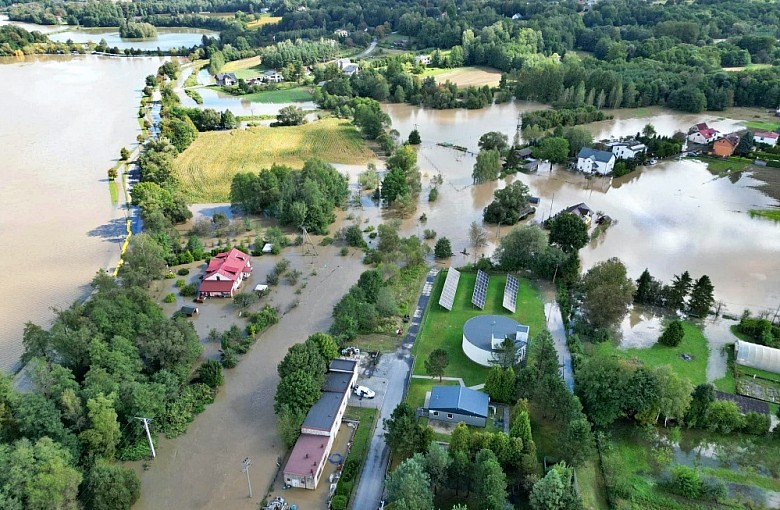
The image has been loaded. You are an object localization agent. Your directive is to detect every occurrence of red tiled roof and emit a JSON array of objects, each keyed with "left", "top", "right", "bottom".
[
  {"left": 695, "top": 122, "right": 709, "bottom": 131},
  {"left": 698, "top": 127, "right": 718, "bottom": 139},
  {"left": 199, "top": 248, "right": 251, "bottom": 294},
  {"left": 198, "top": 279, "right": 235, "bottom": 293},
  {"left": 283, "top": 434, "right": 329, "bottom": 476},
  {"left": 755, "top": 131, "right": 779, "bottom": 139}
]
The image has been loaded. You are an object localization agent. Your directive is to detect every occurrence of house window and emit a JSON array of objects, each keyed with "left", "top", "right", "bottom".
[
  {"left": 447, "top": 413, "right": 453, "bottom": 419},
  {"left": 432, "top": 411, "right": 439, "bottom": 416}
]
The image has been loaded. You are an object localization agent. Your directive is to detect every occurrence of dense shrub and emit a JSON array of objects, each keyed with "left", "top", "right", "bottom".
[
  {"left": 658, "top": 320, "right": 684, "bottom": 347},
  {"left": 742, "top": 411, "right": 770, "bottom": 436},
  {"left": 331, "top": 495, "right": 347, "bottom": 510},
  {"left": 198, "top": 360, "right": 224, "bottom": 388},
  {"left": 668, "top": 465, "right": 702, "bottom": 499}
]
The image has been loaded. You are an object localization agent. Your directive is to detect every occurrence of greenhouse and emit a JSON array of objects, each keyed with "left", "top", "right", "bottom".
[{"left": 734, "top": 340, "right": 780, "bottom": 375}]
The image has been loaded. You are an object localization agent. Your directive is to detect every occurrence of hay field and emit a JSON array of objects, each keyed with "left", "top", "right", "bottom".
[
  {"left": 174, "top": 118, "right": 374, "bottom": 202},
  {"left": 246, "top": 16, "right": 282, "bottom": 29},
  {"left": 424, "top": 66, "right": 502, "bottom": 87}
]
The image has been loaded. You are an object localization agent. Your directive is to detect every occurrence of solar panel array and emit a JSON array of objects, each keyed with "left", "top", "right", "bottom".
[
  {"left": 503, "top": 274, "right": 519, "bottom": 313},
  {"left": 471, "top": 270, "right": 489, "bottom": 309},
  {"left": 438, "top": 268, "right": 461, "bottom": 311}
]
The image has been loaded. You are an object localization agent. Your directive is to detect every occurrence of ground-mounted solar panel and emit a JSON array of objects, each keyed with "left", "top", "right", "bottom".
[
  {"left": 438, "top": 267, "right": 461, "bottom": 311},
  {"left": 471, "top": 269, "right": 489, "bottom": 309},
  {"left": 503, "top": 274, "right": 519, "bottom": 313}
]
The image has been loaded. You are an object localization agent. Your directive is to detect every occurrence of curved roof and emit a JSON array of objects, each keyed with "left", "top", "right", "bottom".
[
  {"left": 463, "top": 315, "right": 520, "bottom": 351},
  {"left": 735, "top": 340, "right": 780, "bottom": 374}
]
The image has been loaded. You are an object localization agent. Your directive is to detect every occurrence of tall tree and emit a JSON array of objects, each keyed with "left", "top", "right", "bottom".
[
  {"left": 478, "top": 131, "right": 509, "bottom": 153},
  {"left": 424, "top": 349, "right": 449, "bottom": 381},
  {"left": 468, "top": 221, "right": 488, "bottom": 260},
  {"left": 496, "top": 225, "right": 548, "bottom": 271},
  {"left": 424, "top": 442, "right": 450, "bottom": 494},
  {"left": 491, "top": 336, "right": 520, "bottom": 369},
  {"left": 449, "top": 422, "right": 471, "bottom": 456},
  {"left": 386, "top": 454, "right": 434, "bottom": 510},
  {"left": 685, "top": 383, "right": 715, "bottom": 428},
  {"left": 581, "top": 257, "right": 636, "bottom": 330},
  {"left": 82, "top": 461, "right": 140, "bottom": 510},
  {"left": 472, "top": 149, "right": 502, "bottom": 183},
  {"left": 474, "top": 449, "right": 508, "bottom": 510},
  {"left": 384, "top": 403, "right": 431, "bottom": 459},
  {"left": 688, "top": 275, "right": 714, "bottom": 317},
  {"left": 666, "top": 271, "right": 693, "bottom": 311},
  {"left": 654, "top": 366, "right": 693, "bottom": 427},
  {"left": 118, "top": 234, "right": 167, "bottom": 288},
  {"left": 558, "top": 417, "right": 595, "bottom": 467},
  {"left": 530, "top": 467, "right": 565, "bottom": 510},
  {"left": 535, "top": 137, "right": 569, "bottom": 163},
  {"left": 79, "top": 394, "right": 121, "bottom": 461},
  {"left": 575, "top": 356, "right": 630, "bottom": 428},
  {"left": 447, "top": 449, "right": 473, "bottom": 497},
  {"left": 485, "top": 366, "right": 515, "bottom": 403},
  {"left": 547, "top": 212, "right": 589, "bottom": 253},
  {"left": 277, "top": 342, "right": 326, "bottom": 379},
  {"left": 483, "top": 181, "right": 531, "bottom": 225}
]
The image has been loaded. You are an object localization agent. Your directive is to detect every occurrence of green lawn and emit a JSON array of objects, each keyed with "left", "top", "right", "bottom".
[
  {"left": 412, "top": 271, "right": 547, "bottom": 387},
  {"left": 744, "top": 120, "right": 780, "bottom": 132},
  {"left": 749, "top": 209, "right": 780, "bottom": 222},
  {"left": 592, "top": 322, "right": 710, "bottom": 386},
  {"left": 575, "top": 460, "right": 609, "bottom": 510},
  {"left": 406, "top": 378, "right": 460, "bottom": 410},
  {"left": 343, "top": 406, "right": 377, "bottom": 461},
  {"left": 240, "top": 86, "right": 314, "bottom": 103},
  {"left": 693, "top": 156, "right": 752, "bottom": 176}
]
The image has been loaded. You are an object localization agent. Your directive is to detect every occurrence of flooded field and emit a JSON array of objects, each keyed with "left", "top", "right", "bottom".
[{"left": 0, "top": 54, "right": 165, "bottom": 371}]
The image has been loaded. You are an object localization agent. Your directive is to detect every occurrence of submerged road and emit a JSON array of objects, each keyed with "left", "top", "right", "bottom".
[
  {"left": 351, "top": 269, "right": 437, "bottom": 510},
  {"left": 545, "top": 300, "right": 574, "bottom": 392}
]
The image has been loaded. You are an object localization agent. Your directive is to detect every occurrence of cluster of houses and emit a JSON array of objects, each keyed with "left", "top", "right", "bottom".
[
  {"left": 575, "top": 139, "right": 646, "bottom": 175},
  {"left": 214, "top": 69, "right": 284, "bottom": 87},
  {"left": 282, "top": 359, "right": 358, "bottom": 490},
  {"left": 687, "top": 122, "right": 778, "bottom": 157}
]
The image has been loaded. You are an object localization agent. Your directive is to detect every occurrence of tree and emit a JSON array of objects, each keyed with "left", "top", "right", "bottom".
[
  {"left": 548, "top": 212, "right": 589, "bottom": 253},
  {"left": 666, "top": 271, "right": 693, "bottom": 311},
  {"left": 381, "top": 167, "right": 409, "bottom": 204},
  {"left": 305, "top": 332, "right": 339, "bottom": 361},
  {"left": 562, "top": 127, "right": 593, "bottom": 157},
  {"left": 485, "top": 366, "right": 516, "bottom": 403},
  {"left": 530, "top": 467, "right": 565, "bottom": 510},
  {"left": 384, "top": 403, "right": 430, "bottom": 459},
  {"left": 277, "top": 404, "right": 305, "bottom": 448},
  {"left": 478, "top": 131, "right": 509, "bottom": 154},
  {"left": 472, "top": 149, "right": 502, "bottom": 183},
  {"left": 408, "top": 129, "right": 421, "bottom": 145},
  {"left": 276, "top": 105, "right": 305, "bottom": 126},
  {"left": 277, "top": 342, "right": 326, "bottom": 380},
  {"left": 434, "top": 237, "right": 453, "bottom": 258},
  {"left": 118, "top": 234, "right": 167, "bottom": 288},
  {"left": 580, "top": 258, "right": 636, "bottom": 330},
  {"left": 483, "top": 181, "right": 532, "bottom": 225},
  {"left": 496, "top": 225, "right": 548, "bottom": 271},
  {"left": 120, "top": 147, "right": 130, "bottom": 160},
  {"left": 424, "top": 442, "right": 450, "bottom": 494},
  {"left": 535, "top": 137, "right": 569, "bottom": 163},
  {"left": 558, "top": 417, "right": 594, "bottom": 467},
  {"left": 79, "top": 393, "right": 121, "bottom": 461},
  {"left": 82, "top": 461, "right": 140, "bottom": 510},
  {"left": 688, "top": 275, "right": 714, "bottom": 317},
  {"left": 474, "top": 449, "right": 508, "bottom": 510},
  {"left": 386, "top": 454, "right": 434, "bottom": 510},
  {"left": 642, "top": 123, "right": 657, "bottom": 138},
  {"left": 449, "top": 422, "right": 471, "bottom": 455},
  {"left": 686, "top": 383, "right": 715, "bottom": 428},
  {"left": 736, "top": 131, "right": 754, "bottom": 155},
  {"left": 198, "top": 360, "right": 224, "bottom": 388},
  {"left": 704, "top": 400, "right": 743, "bottom": 433},
  {"left": 575, "top": 356, "right": 630, "bottom": 428},
  {"left": 468, "top": 221, "right": 488, "bottom": 260},
  {"left": 448, "top": 450, "right": 473, "bottom": 497},
  {"left": 491, "top": 336, "right": 519, "bottom": 369},
  {"left": 634, "top": 268, "right": 662, "bottom": 305},
  {"left": 658, "top": 320, "right": 685, "bottom": 347},
  {"left": 424, "top": 349, "right": 449, "bottom": 381},
  {"left": 654, "top": 366, "right": 692, "bottom": 427},
  {"left": 274, "top": 370, "right": 322, "bottom": 414}
]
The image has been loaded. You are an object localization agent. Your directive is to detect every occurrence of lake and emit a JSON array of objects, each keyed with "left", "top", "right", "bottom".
[{"left": 0, "top": 54, "right": 166, "bottom": 371}]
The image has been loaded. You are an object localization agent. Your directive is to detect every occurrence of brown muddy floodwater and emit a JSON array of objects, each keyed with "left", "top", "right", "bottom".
[
  {"left": 0, "top": 54, "right": 165, "bottom": 371},
  {"left": 375, "top": 103, "right": 780, "bottom": 315}
]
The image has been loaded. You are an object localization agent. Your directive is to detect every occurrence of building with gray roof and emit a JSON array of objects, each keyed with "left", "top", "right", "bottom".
[
  {"left": 576, "top": 147, "right": 616, "bottom": 175},
  {"left": 462, "top": 314, "right": 529, "bottom": 367},
  {"left": 426, "top": 386, "right": 490, "bottom": 427}
]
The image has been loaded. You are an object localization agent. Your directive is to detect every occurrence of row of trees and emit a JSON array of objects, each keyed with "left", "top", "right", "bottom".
[
  {"left": 229, "top": 159, "right": 349, "bottom": 234},
  {"left": 634, "top": 269, "right": 716, "bottom": 318}
]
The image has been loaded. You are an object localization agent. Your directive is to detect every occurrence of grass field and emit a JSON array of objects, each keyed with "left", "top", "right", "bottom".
[
  {"left": 575, "top": 460, "right": 609, "bottom": 510},
  {"left": 590, "top": 322, "right": 710, "bottom": 386},
  {"left": 220, "top": 56, "right": 265, "bottom": 79},
  {"left": 723, "top": 63, "right": 773, "bottom": 72},
  {"left": 744, "top": 120, "right": 780, "bottom": 131},
  {"left": 173, "top": 118, "right": 374, "bottom": 202},
  {"left": 749, "top": 208, "right": 780, "bottom": 222},
  {"left": 246, "top": 15, "right": 282, "bottom": 29},
  {"left": 412, "top": 271, "right": 546, "bottom": 387},
  {"left": 693, "top": 156, "right": 752, "bottom": 176},
  {"left": 421, "top": 66, "right": 503, "bottom": 87},
  {"left": 208, "top": 85, "right": 314, "bottom": 103}
]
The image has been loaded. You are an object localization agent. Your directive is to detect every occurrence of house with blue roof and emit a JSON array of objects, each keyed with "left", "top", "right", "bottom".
[
  {"left": 576, "top": 147, "right": 616, "bottom": 175},
  {"left": 426, "top": 386, "right": 490, "bottom": 427}
]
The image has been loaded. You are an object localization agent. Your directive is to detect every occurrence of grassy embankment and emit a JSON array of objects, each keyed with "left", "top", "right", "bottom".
[
  {"left": 744, "top": 120, "right": 780, "bottom": 131},
  {"left": 411, "top": 271, "right": 546, "bottom": 387},
  {"left": 420, "top": 65, "right": 503, "bottom": 87},
  {"left": 173, "top": 118, "right": 374, "bottom": 202},
  {"left": 749, "top": 209, "right": 780, "bottom": 221}
]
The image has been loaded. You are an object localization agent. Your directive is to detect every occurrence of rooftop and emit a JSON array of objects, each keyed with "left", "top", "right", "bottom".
[
  {"left": 428, "top": 386, "right": 489, "bottom": 418},
  {"left": 283, "top": 433, "right": 329, "bottom": 476},
  {"left": 755, "top": 131, "right": 779, "bottom": 139},
  {"left": 578, "top": 147, "right": 614, "bottom": 163},
  {"left": 322, "top": 371, "right": 353, "bottom": 393},
  {"left": 302, "top": 392, "right": 343, "bottom": 432},
  {"left": 328, "top": 359, "right": 357, "bottom": 373},
  {"left": 463, "top": 315, "right": 522, "bottom": 351}
]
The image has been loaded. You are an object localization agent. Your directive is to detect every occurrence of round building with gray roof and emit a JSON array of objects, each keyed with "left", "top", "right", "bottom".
[{"left": 462, "top": 315, "right": 529, "bottom": 367}]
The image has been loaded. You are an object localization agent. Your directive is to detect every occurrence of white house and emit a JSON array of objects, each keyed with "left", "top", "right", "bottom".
[
  {"left": 576, "top": 147, "right": 616, "bottom": 175},
  {"left": 687, "top": 123, "right": 721, "bottom": 144},
  {"left": 414, "top": 55, "right": 431, "bottom": 65},
  {"left": 754, "top": 131, "right": 779, "bottom": 147},
  {"left": 334, "top": 29, "right": 349, "bottom": 38},
  {"left": 335, "top": 58, "right": 351, "bottom": 70},
  {"left": 342, "top": 64, "right": 359, "bottom": 76},
  {"left": 262, "top": 70, "right": 284, "bottom": 83},
  {"left": 609, "top": 140, "right": 646, "bottom": 160}
]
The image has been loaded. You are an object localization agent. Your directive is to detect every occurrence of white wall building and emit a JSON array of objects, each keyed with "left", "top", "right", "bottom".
[
  {"left": 754, "top": 131, "right": 779, "bottom": 147},
  {"left": 576, "top": 148, "right": 616, "bottom": 175},
  {"left": 609, "top": 140, "right": 647, "bottom": 160}
]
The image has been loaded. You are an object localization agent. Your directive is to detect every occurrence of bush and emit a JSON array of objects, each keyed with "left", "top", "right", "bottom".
[
  {"left": 344, "top": 224, "right": 366, "bottom": 247},
  {"left": 198, "top": 360, "right": 224, "bottom": 388},
  {"left": 267, "top": 271, "right": 280, "bottom": 286},
  {"left": 423, "top": 229, "right": 436, "bottom": 239},
  {"left": 320, "top": 236, "right": 334, "bottom": 246},
  {"left": 164, "top": 272, "right": 176, "bottom": 279},
  {"left": 175, "top": 279, "right": 186, "bottom": 288},
  {"left": 274, "top": 259, "right": 290, "bottom": 274},
  {"left": 286, "top": 269, "right": 302, "bottom": 285},
  {"left": 177, "top": 268, "right": 190, "bottom": 276},
  {"left": 331, "top": 495, "right": 347, "bottom": 510},
  {"left": 668, "top": 465, "right": 702, "bottom": 499},
  {"left": 163, "top": 293, "right": 176, "bottom": 303},
  {"left": 742, "top": 411, "right": 770, "bottom": 435},
  {"left": 428, "top": 187, "right": 438, "bottom": 202},
  {"left": 658, "top": 320, "right": 684, "bottom": 347},
  {"left": 434, "top": 237, "right": 453, "bottom": 258},
  {"left": 221, "top": 347, "right": 237, "bottom": 368},
  {"left": 340, "top": 246, "right": 349, "bottom": 256},
  {"left": 180, "top": 283, "right": 198, "bottom": 297}
]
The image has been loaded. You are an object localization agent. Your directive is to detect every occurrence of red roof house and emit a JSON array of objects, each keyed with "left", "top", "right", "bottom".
[
  {"left": 688, "top": 123, "right": 721, "bottom": 144},
  {"left": 198, "top": 248, "right": 252, "bottom": 298},
  {"left": 754, "top": 131, "right": 779, "bottom": 147}
]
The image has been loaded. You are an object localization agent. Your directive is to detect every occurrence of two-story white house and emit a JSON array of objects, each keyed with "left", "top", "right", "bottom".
[
  {"left": 576, "top": 147, "right": 616, "bottom": 175},
  {"left": 609, "top": 140, "right": 647, "bottom": 160},
  {"left": 414, "top": 55, "right": 431, "bottom": 66},
  {"left": 687, "top": 123, "right": 721, "bottom": 144}
]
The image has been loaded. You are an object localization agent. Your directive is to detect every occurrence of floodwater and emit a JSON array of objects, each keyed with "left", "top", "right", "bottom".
[
  {"left": 0, "top": 16, "right": 216, "bottom": 51},
  {"left": 377, "top": 103, "right": 780, "bottom": 316},
  {"left": 0, "top": 54, "right": 165, "bottom": 371}
]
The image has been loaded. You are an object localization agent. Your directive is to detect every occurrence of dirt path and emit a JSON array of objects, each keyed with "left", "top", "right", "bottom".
[{"left": 131, "top": 247, "right": 366, "bottom": 510}]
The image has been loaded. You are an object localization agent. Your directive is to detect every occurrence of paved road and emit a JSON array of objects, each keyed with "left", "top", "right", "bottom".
[
  {"left": 356, "top": 38, "right": 378, "bottom": 59},
  {"left": 545, "top": 301, "right": 574, "bottom": 392},
  {"left": 351, "top": 269, "right": 438, "bottom": 510}
]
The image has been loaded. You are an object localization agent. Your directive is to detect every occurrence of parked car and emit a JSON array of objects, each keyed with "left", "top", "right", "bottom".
[{"left": 353, "top": 385, "right": 375, "bottom": 399}]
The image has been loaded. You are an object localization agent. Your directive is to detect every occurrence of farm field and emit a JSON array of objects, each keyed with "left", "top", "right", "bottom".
[
  {"left": 246, "top": 15, "right": 282, "bottom": 29},
  {"left": 421, "top": 66, "right": 502, "bottom": 87},
  {"left": 411, "top": 271, "right": 546, "bottom": 387},
  {"left": 220, "top": 56, "right": 266, "bottom": 79},
  {"left": 173, "top": 118, "right": 374, "bottom": 202}
]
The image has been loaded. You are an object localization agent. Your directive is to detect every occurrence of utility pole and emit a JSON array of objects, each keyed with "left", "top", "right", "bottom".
[
  {"left": 135, "top": 417, "right": 156, "bottom": 458},
  {"left": 772, "top": 302, "right": 780, "bottom": 325},
  {"left": 242, "top": 458, "right": 253, "bottom": 498}
]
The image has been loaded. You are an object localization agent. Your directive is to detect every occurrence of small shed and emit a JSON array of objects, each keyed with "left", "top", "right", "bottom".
[
  {"left": 262, "top": 243, "right": 273, "bottom": 253},
  {"left": 180, "top": 306, "right": 198, "bottom": 317},
  {"left": 254, "top": 284, "right": 269, "bottom": 293}
]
